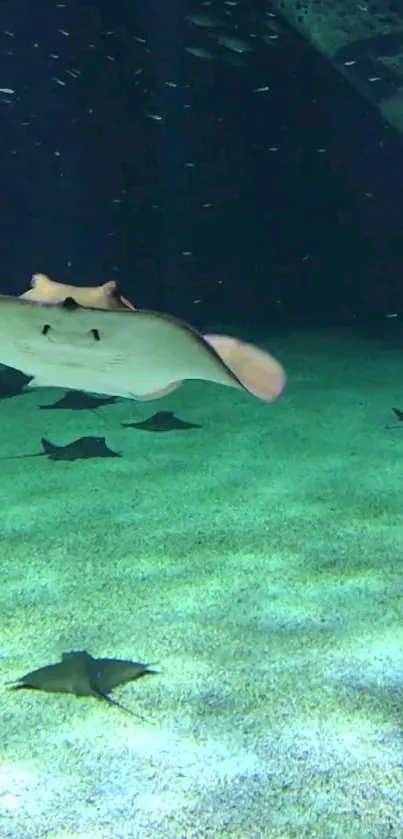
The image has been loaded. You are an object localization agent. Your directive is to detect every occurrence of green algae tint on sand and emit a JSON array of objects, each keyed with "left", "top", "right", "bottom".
[{"left": 3, "top": 327, "right": 403, "bottom": 838}]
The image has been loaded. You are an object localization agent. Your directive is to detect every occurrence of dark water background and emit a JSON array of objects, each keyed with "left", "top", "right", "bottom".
[{"left": 1, "top": 0, "right": 403, "bottom": 330}]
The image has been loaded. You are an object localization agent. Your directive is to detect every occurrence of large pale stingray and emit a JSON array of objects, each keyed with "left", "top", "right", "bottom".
[{"left": 0, "top": 273, "right": 285, "bottom": 402}]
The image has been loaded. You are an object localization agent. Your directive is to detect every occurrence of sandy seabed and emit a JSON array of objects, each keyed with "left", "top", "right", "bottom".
[{"left": 1, "top": 329, "right": 403, "bottom": 839}]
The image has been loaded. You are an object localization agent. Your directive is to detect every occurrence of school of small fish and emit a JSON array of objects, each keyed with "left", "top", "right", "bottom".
[
  {"left": 0, "top": 0, "right": 393, "bottom": 293},
  {"left": 0, "top": 0, "right": 302, "bottom": 288}
]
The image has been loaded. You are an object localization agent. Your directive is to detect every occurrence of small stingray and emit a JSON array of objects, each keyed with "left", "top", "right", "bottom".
[
  {"left": 8, "top": 650, "right": 157, "bottom": 720},
  {"left": 39, "top": 390, "right": 118, "bottom": 411},
  {"left": 3, "top": 436, "right": 120, "bottom": 461},
  {"left": 122, "top": 411, "right": 201, "bottom": 432}
]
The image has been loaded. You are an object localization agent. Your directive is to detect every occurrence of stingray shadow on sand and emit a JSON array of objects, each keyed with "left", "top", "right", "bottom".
[
  {"left": 121, "top": 411, "right": 201, "bottom": 433},
  {"left": 2, "top": 436, "right": 121, "bottom": 462},
  {"left": 8, "top": 650, "right": 157, "bottom": 719},
  {"left": 39, "top": 391, "right": 119, "bottom": 411}
]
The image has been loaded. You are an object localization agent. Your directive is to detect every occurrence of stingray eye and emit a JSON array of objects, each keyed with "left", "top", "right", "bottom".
[
  {"left": 41, "top": 324, "right": 51, "bottom": 335},
  {"left": 91, "top": 328, "right": 100, "bottom": 341}
]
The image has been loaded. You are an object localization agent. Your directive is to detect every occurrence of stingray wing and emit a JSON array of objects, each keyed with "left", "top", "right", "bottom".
[
  {"left": 11, "top": 661, "right": 75, "bottom": 693},
  {"left": 91, "top": 658, "right": 154, "bottom": 693}
]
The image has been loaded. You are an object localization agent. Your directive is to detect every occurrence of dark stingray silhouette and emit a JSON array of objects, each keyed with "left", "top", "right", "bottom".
[
  {"left": 0, "top": 367, "right": 31, "bottom": 400},
  {"left": 3, "top": 436, "right": 121, "bottom": 461},
  {"left": 122, "top": 411, "right": 201, "bottom": 433},
  {"left": 39, "top": 391, "right": 119, "bottom": 411},
  {"left": 8, "top": 650, "right": 157, "bottom": 719},
  {"left": 392, "top": 407, "right": 403, "bottom": 422}
]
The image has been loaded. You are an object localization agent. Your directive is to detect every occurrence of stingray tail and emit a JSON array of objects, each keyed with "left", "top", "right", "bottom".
[
  {"left": 0, "top": 453, "right": 44, "bottom": 460},
  {"left": 101, "top": 691, "right": 153, "bottom": 723}
]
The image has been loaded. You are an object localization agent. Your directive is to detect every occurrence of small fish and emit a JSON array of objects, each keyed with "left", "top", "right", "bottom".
[
  {"left": 185, "top": 47, "right": 215, "bottom": 60},
  {"left": 146, "top": 112, "right": 163, "bottom": 121},
  {"left": 261, "top": 35, "right": 279, "bottom": 47},
  {"left": 213, "top": 35, "right": 252, "bottom": 54},
  {"left": 185, "top": 13, "right": 223, "bottom": 27},
  {"left": 262, "top": 16, "right": 283, "bottom": 34}
]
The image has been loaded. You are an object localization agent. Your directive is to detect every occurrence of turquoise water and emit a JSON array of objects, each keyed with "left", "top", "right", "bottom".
[{"left": 2, "top": 329, "right": 403, "bottom": 838}]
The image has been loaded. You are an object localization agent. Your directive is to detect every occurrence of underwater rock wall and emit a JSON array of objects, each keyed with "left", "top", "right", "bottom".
[{"left": 272, "top": 0, "right": 403, "bottom": 131}]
